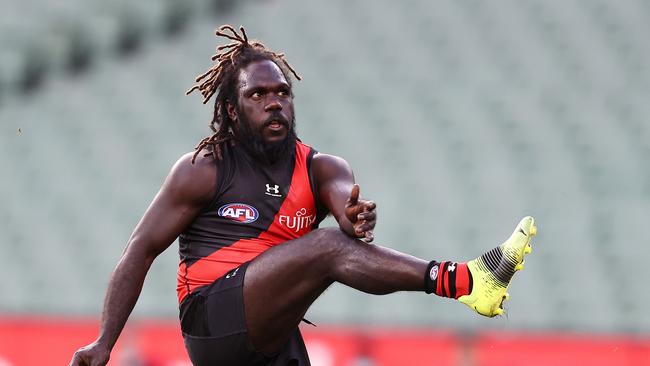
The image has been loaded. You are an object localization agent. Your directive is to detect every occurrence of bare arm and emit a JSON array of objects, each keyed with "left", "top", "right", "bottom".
[
  {"left": 312, "top": 153, "right": 377, "bottom": 242},
  {"left": 69, "top": 153, "right": 217, "bottom": 366}
]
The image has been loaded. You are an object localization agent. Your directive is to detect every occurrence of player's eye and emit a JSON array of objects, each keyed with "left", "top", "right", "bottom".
[
  {"left": 251, "top": 91, "right": 263, "bottom": 99},
  {"left": 277, "top": 90, "right": 289, "bottom": 97}
]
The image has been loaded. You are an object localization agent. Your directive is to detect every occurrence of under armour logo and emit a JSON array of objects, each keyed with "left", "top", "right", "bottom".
[
  {"left": 265, "top": 184, "right": 282, "bottom": 197},
  {"left": 266, "top": 184, "right": 279, "bottom": 193},
  {"left": 448, "top": 263, "right": 456, "bottom": 272}
]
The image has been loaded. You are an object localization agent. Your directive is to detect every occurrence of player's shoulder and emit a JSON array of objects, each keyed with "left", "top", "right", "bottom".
[
  {"left": 295, "top": 140, "right": 347, "bottom": 167},
  {"left": 311, "top": 151, "right": 352, "bottom": 180},
  {"left": 312, "top": 152, "right": 350, "bottom": 169},
  {"left": 172, "top": 151, "right": 217, "bottom": 176},
  {"left": 165, "top": 151, "right": 218, "bottom": 202}
]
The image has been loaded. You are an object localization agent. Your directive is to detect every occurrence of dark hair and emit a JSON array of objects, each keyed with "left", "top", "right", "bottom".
[{"left": 186, "top": 25, "right": 301, "bottom": 163}]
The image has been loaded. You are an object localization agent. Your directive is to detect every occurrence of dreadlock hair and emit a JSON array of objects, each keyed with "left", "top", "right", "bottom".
[{"left": 186, "top": 25, "right": 301, "bottom": 164}]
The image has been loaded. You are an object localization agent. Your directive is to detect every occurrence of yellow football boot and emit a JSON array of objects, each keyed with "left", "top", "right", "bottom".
[{"left": 458, "top": 216, "right": 536, "bottom": 317}]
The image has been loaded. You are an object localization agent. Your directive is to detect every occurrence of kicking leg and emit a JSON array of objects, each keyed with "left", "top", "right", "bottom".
[
  {"left": 243, "top": 227, "right": 428, "bottom": 354},
  {"left": 244, "top": 216, "right": 537, "bottom": 354}
]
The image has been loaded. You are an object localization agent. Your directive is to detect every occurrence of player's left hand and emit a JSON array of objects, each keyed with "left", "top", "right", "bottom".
[{"left": 344, "top": 184, "right": 377, "bottom": 242}]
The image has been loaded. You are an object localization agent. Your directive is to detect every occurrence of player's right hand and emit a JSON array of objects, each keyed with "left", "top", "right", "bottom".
[
  {"left": 69, "top": 342, "right": 110, "bottom": 366},
  {"left": 344, "top": 184, "right": 377, "bottom": 242}
]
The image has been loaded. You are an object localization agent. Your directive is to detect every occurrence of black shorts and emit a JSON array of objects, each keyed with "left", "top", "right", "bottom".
[{"left": 179, "top": 262, "right": 310, "bottom": 366}]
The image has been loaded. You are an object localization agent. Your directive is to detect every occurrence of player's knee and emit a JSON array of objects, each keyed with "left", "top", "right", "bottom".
[
  {"left": 309, "top": 227, "right": 355, "bottom": 257},
  {"left": 311, "top": 227, "right": 349, "bottom": 243}
]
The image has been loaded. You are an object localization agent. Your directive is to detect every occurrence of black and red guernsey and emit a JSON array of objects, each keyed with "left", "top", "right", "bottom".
[{"left": 177, "top": 140, "right": 327, "bottom": 303}]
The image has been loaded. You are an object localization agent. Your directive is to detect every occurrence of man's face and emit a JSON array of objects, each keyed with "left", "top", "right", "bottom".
[{"left": 231, "top": 59, "right": 295, "bottom": 145}]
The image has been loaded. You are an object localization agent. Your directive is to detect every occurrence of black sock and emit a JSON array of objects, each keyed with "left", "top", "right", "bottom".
[{"left": 424, "top": 260, "right": 473, "bottom": 299}]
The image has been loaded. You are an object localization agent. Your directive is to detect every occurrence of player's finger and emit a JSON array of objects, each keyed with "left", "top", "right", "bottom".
[
  {"left": 357, "top": 221, "right": 375, "bottom": 233},
  {"left": 348, "top": 184, "right": 360, "bottom": 205},
  {"left": 364, "top": 231, "right": 374, "bottom": 243},
  {"left": 363, "top": 201, "right": 376, "bottom": 211},
  {"left": 358, "top": 211, "right": 376, "bottom": 221},
  {"left": 354, "top": 222, "right": 365, "bottom": 235}
]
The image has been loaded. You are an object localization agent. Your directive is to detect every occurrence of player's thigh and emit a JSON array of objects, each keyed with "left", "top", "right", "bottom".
[{"left": 243, "top": 227, "right": 350, "bottom": 350}]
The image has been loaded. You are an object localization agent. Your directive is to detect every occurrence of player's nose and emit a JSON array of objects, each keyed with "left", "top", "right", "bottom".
[{"left": 264, "top": 98, "right": 282, "bottom": 112}]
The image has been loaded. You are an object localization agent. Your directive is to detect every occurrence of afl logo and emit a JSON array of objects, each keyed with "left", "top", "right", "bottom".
[{"left": 218, "top": 203, "right": 259, "bottom": 223}]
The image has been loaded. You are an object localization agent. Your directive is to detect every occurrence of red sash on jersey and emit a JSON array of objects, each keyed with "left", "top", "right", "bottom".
[{"left": 176, "top": 142, "right": 316, "bottom": 303}]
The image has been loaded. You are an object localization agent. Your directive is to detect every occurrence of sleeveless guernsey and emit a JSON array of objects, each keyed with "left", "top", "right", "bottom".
[{"left": 177, "top": 140, "right": 327, "bottom": 303}]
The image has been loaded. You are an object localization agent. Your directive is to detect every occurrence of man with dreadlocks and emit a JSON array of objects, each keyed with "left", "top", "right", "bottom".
[{"left": 70, "top": 25, "right": 537, "bottom": 366}]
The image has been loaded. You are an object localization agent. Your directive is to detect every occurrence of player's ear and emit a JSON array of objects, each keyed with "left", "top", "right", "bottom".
[{"left": 226, "top": 100, "right": 237, "bottom": 122}]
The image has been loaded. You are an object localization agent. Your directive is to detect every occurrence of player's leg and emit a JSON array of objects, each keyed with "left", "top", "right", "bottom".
[
  {"left": 244, "top": 217, "right": 536, "bottom": 354},
  {"left": 243, "top": 227, "right": 428, "bottom": 354}
]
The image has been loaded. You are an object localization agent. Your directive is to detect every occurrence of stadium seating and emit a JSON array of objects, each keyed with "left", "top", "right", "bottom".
[{"left": 0, "top": 0, "right": 649, "bottom": 335}]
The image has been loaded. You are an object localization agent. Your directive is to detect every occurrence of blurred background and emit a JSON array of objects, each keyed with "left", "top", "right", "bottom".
[{"left": 1, "top": 0, "right": 649, "bottom": 364}]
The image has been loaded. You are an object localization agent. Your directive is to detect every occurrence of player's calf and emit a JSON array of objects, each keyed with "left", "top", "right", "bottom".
[{"left": 304, "top": 227, "right": 428, "bottom": 295}]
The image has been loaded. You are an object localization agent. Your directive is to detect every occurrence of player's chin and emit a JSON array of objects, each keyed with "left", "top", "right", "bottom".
[{"left": 263, "top": 128, "right": 288, "bottom": 141}]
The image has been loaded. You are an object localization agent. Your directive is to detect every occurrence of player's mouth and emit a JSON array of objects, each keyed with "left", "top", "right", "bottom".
[
  {"left": 264, "top": 118, "right": 289, "bottom": 132},
  {"left": 267, "top": 120, "right": 284, "bottom": 130}
]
